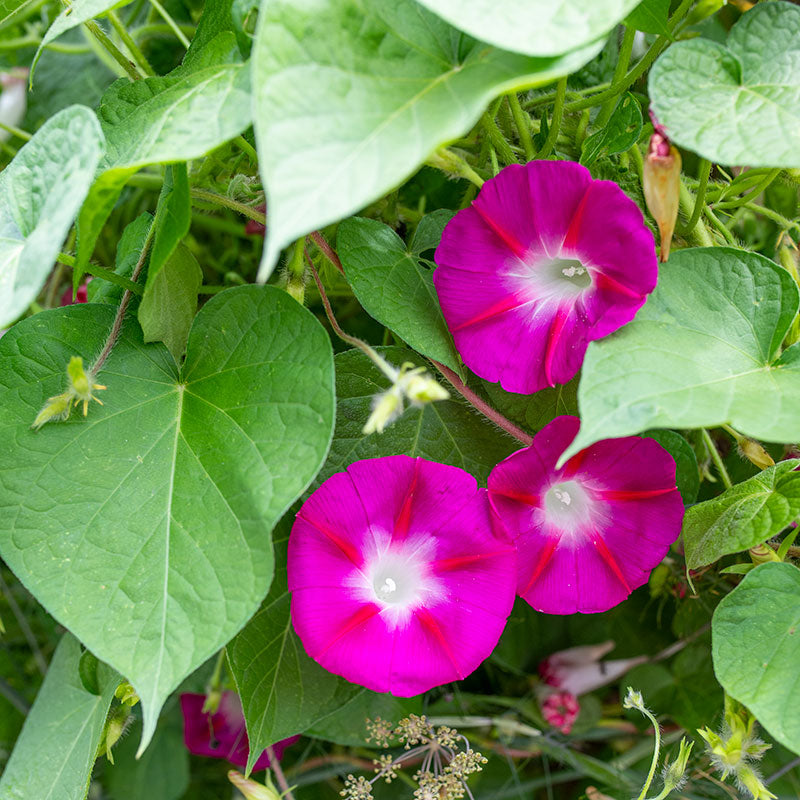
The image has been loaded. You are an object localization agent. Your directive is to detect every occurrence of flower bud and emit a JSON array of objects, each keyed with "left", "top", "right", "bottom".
[
  {"left": 202, "top": 686, "right": 222, "bottom": 715},
  {"left": 114, "top": 681, "right": 140, "bottom": 706},
  {"left": 738, "top": 765, "right": 777, "bottom": 800},
  {"left": 749, "top": 543, "right": 780, "bottom": 566},
  {"left": 662, "top": 737, "right": 693, "bottom": 792},
  {"left": 363, "top": 386, "right": 403, "bottom": 435},
  {"left": 402, "top": 370, "right": 450, "bottom": 404},
  {"left": 100, "top": 705, "right": 133, "bottom": 763},
  {"left": 738, "top": 439, "right": 774, "bottom": 471},
  {"left": 32, "top": 393, "right": 72, "bottom": 430},
  {"left": 643, "top": 130, "right": 681, "bottom": 262},
  {"left": 622, "top": 687, "right": 645, "bottom": 711},
  {"left": 228, "top": 770, "right": 282, "bottom": 800},
  {"left": 540, "top": 690, "right": 580, "bottom": 734}
]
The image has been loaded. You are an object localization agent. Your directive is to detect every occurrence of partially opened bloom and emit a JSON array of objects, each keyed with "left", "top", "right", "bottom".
[
  {"left": 434, "top": 161, "right": 657, "bottom": 393},
  {"left": 180, "top": 692, "right": 297, "bottom": 770},
  {"left": 488, "top": 416, "right": 683, "bottom": 614},
  {"left": 288, "top": 455, "right": 516, "bottom": 696},
  {"left": 540, "top": 641, "right": 649, "bottom": 695}
]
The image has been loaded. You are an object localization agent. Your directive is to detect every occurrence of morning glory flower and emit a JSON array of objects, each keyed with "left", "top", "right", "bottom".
[
  {"left": 433, "top": 161, "right": 657, "bottom": 394},
  {"left": 180, "top": 691, "right": 297, "bottom": 770},
  {"left": 488, "top": 416, "right": 683, "bottom": 614},
  {"left": 288, "top": 455, "right": 516, "bottom": 696}
]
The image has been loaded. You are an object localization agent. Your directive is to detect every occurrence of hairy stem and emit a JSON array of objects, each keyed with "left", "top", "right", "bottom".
[
  {"left": 107, "top": 9, "right": 155, "bottom": 75},
  {"left": 309, "top": 230, "right": 345, "bottom": 274},
  {"left": 431, "top": 361, "right": 533, "bottom": 446},
  {"left": 57, "top": 252, "right": 143, "bottom": 295},
  {"left": 594, "top": 26, "right": 636, "bottom": 128},
  {"left": 91, "top": 224, "right": 154, "bottom": 375},
  {"left": 701, "top": 428, "right": 733, "bottom": 491},
  {"left": 679, "top": 159, "right": 712, "bottom": 237},
  {"left": 507, "top": 92, "right": 534, "bottom": 161},
  {"left": 191, "top": 189, "right": 266, "bottom": 223},
  {"left": 536, "top": 77, "right": 566, "bottom": 159},
  {"left": 85, "top": 19, "right": 142, "bottom": 81}
]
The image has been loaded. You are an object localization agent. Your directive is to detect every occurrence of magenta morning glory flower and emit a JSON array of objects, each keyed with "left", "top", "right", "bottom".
[
  {"left": 433, "top": 161, "right": 657, "bottom": 394},
  {"left": 288, "top": 455, "right": 517, "bottom": 696},
  {"left": 180, "top": 692, "right": 297, "bottom": 770},
  {"left": 488, "top": 416, "right": 683, "bottom": 614}
]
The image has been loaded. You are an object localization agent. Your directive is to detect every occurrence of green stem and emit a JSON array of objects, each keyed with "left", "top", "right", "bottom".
[
  {"left": 523, "top": 82, "right": 609, "bottom": 110},
  {"left": 595, "top": 26, "right": 636, "bottom": 128},
  {"left": 678, "top": 181, "right": 714, "bottom": 246},
  {"left": 481, "top": 111, "right": 516, "bottom": 166},
  {"left": 234, "top": 135, "right": 257, "bottom": 163},
  {"left": 107, "top": 9, "right": 155, "bottom": 76},
  {"left": 190, "top": 188, "right": 266, "bottom": 223},
  {"left": 131, "top": 22, "right": 195, "bottom": 41},
  {"left": 536, "top": 77, "right": 566, "bottom": 159},
  {"left": 777, "top": 527, "right": 800, "bottom": 562},
  {"left": 566, "top": 0, "right": 694, "bottom": 114},
  {"left": 507, "top": 92, "right": 534, "bottom": 161},
  {"left": 743, "top": 202, "right": 800, "bottom": 234},
  {"left": 704, "top": 205, "right": 736, "bottom": 245},
  {"left": 716, "top": 169, "right": 781, "bottom": 210},
  {"left": 679, "top": 159, "right": 711, "bottom": 237},
  {"left": 147, "top": 0, "right": 191, "bottom": 47},
  {"left": 57, "top": 253, "right": 144, "bottom": 295},
  {"left": 701, "top": 428, "right": 733, "bottom": 490},
  {"left": 0, "top": 119, "right": 31, "bottom": 141},
  {"left": 85, "top": 19, "right": 141, "bottom": 80}
]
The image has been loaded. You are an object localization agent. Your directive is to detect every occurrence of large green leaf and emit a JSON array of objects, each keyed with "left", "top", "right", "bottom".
[
  {"left": 649, "top": 1, "right": 800, "bottom": 167},
  {"left": 0, "top": 634, "right": 118, "bottom": 800},
  {"left": 323, "top": 347, "right": 517, "bottom": 485},
  {"left": 683, "top": 459, "right": 800, "bottom": 569},
  {"left": 713, "top": 562, "right": 800, "bottom": 755},
  {"left": 76, "top": 36, "right": 251, "bottom": 276},
  {"left": 337, "top": 217, "right": 461, "bottom": 374},
  {"left": 562, "top": 248, "right": 800, "bottom": 464},
  {"left": 252, "top": 0, "right": 603, "bottom": 280},
  {"left": 0, "top": 105, "right": 104, "bottom": 328},
  {"left": 414, "top": 0, "right": 641, "bottom": 57},
  {"left": 228, "top": 523, "right": 397, "bottom": 773},
  {"left": 0, "top": 287, "right": 335, "bottom": 752}
]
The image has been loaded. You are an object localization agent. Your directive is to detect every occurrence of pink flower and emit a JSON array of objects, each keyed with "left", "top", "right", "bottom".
[
  {"left": 539, "top": 641, "right": 647, "bottom": 696},
  {"left": 541, "top": 691, "right": 580, "bottom": 734},
  {"left": 488, "top": 416, "right": 683, "bottom": 614},
  {"left": 180, "top": 692, "right": 297, "bottom": 770},
  {"left": 288, "top": 455, "right": 517, "bottom": 696},
  {"left": 433, "top": 161, "right": 656, "bottom": 394},
  {"left": 60, "top": 281, "right": 89, "bottom": 306}
]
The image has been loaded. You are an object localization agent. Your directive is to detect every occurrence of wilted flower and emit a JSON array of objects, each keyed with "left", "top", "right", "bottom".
[
  {"left": 541, "top": 691, "right": 580, "bottom": 734},
  {"left": 180, "top": 691, "right": 297, "bottom": 770},
  {"left": 643, "top": 115, "right": 681, "bottom": 262},
  {"left": 288, "top": 456, "right": 516, "bottom": 695},
  {"left": 434, "top": 160, "right": 656, "bottom": 393},
  {"left": 539, "top": 640, "right": 648, "bottom": 696},
  {"left": 488, "top": 416, "right": 683, "bottom": 614}
]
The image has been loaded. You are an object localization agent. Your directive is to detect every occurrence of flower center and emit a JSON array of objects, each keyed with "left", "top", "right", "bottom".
[
  {"left": 548, "top": 258, "right": 592, "bottom": 290},
  {"left": 544, "top": 480, "right": 593, "bottom": 532},
  {"left": 370, "top": 550, "right": 425, "bottom": 607}
]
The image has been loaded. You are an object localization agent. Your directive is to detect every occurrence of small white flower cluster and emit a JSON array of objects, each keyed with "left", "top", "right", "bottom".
[{"left": 341, "top": 715, "right": 486, "bottom": 800}]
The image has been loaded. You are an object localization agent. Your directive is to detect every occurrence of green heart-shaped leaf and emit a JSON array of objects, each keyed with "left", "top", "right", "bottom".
[
  {"left": 253, "top": 0, "right": 604, "bottom": 280},
  {"left": 649, "top": 1, "right": 800, "bottom": 166},
  {"left": 337, "top": 217, "right": 461, "bottom": 374},
  {"left": 0, "top": 105, "right": 104, "bottom": 328},
  {"left": 415, "top": 0, "right": 642, "bottom": 57},
  {"left": 684, "top": 459, "right": 800, "bottom": 569},
  {"left": 713, "top": 562, "right": 800, "bottom": 755},
  {"left": 562, "top": 248, "right": 800, "bottom": 464},
  {"left": 0, "top": 286, "right": 335, "bottom": 751}
]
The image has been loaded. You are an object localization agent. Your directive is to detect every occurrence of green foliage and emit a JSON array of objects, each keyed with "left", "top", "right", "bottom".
[
  {"left": 683, "top": 459, "right": 800, "bottom": 569},
  {"left": 625, "top": 0, "right": 670, "bottom": 36},
  {"left": 147, "top": 164, "right": 191, "bottom": 286},
  {"left": 0, "top": 106, "right": 104, "bottom": 328},
  {"left": 580, "top": 93, "right": 642, "bottom": 166},
  {"left": 713, "top": 563, "right": 800, "bottom": 755},
  {"left": 414, "top": 0, "right": 642, "bottom": 57},
  {"left": 563, "top": 248, "right": 800, "bottom": 463},
  {"left": 0, "top": 287, "right": 335, "bottom": 750},
  {"left": 138, "top": 243, "right": 202, "bottom": 360},
  {"left": 643, "top": 429, "right": 700, "bottom": 505},
  {"left": 649, "top": 1, "right": 800, "bottom": 166},
  {"left": 252, "top": 0, "right": 604, "bottom": 280},
  {"left": 337, "top": 216, "right": 461, "bottom": 373},
  {"left": 0, "top": 634, "right": 118, "bottom": 800}
]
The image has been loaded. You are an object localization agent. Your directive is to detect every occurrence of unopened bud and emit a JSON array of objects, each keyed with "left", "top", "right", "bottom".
[
  {"left": 738, "top": 765, "right": 777, "bottom": 800},
  {"left": 100, "top": 705, "right": 132, "bottom": 763},
  {"left": 363, "top": 386, "right": 402, "bottom": 435},
  {"left": 228, "top": 770, "right": 282, "bottom": 800},
  {"left": 663, "top": 737, "right": 693, "bottom": 792},
  {"left": 739, "top": 439, "right": 774, "bottom": 471},
  {"left": 32, "top": 392, "right": 72, "bottom": 430},
  {"left": 622, "top": 687, "right": 645, "bottom": 711},
  {"left": 114, "top": 681, "right": 139, "bottom": 707},
  {"left": 286, "top": 275, "right": 305, "bottom": 305},
  {"left": 643, "top": 131, "right": 681, "bottom": 262},
  {"left": 749, "top": 543, "right": 780, "bottom": 566}
]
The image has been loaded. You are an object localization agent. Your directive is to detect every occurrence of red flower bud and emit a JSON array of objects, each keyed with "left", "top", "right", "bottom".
[{"left": 643, "top": 132, "right": 681, "bottom": 262}]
